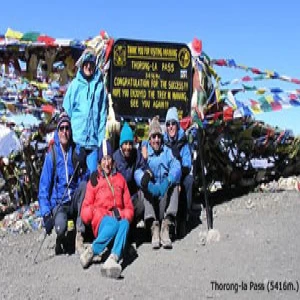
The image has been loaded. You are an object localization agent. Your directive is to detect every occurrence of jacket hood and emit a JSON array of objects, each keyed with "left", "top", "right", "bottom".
[{"left": 76, "top": 67, "right": 102, "bottom": 83}]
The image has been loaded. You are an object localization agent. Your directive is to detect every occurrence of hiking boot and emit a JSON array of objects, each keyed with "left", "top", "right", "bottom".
[
  {"left": 151, "top": 220, "right": 160, "bottom": 249},
  {"left": 101, "top": 254, "right": 122, "bottom": 279},
  {"left": 75, "top": 231, "right": 85, "bottom": 255},
  {"left": 80, "top": 244, "right": 94, "bottom": 269},
  {"left": 92, "top": 247, "right": 108, "bottom": 263},
  {"left": 161, "top": 219, "right": 172, "bottom": 249},
  {"left": 55, "top": 236, "right": 65, "bottom": 255},
  {"left": 136, "top": 219, "right": 145, "bottom": 228}
]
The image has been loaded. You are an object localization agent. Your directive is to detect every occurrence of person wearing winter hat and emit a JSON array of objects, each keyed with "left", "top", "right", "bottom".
[
  {"left": 38, "top": 111, "right": 87, "bottom": 256},
  {"left": 63, "top": 47, "right": 107, "bottom": 177},
  {"left": 56, "top": 111, "right": 71, "bottom": 130},
  {"left": 113, "top": 123, "right": 150, "bottom": 235},
  {"left": 140, "top": 116, "right": 181, "bottom": 250},
  {"left": 148, "top": 116, "right": 163, "bottom": 140},
  {"left": 80, "top": 139, "right": 134, "bottom": 279},
  {"left": 164, "top": 107, "right": 194, "bottom": 237}
]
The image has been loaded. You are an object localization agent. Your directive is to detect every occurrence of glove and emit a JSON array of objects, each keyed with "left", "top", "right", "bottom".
[
  {"left": 158, "top": 178, "right": 170, "bottom": 197},
  {"left": 141, "top": 170, "right": 152, "bottom": 189},
  {"left": 148, "top": 182, "right": 160, "bottom": 197},
  {"left": 43, "top": 214, "right": 53, "bottom": 235},
  {"left": 111, "top": 207, "right": 121, "bottom": 220},
  {"left": 90, "top": 171, "right": 98, "bottom": 187},
  {"left": 72, "top": 145, "right": 86, "bottom": 169}
]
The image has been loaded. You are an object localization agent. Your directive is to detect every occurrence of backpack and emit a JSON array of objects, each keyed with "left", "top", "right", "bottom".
[{"left": 48, "top": 146, "right": 57, "bottom": 199}]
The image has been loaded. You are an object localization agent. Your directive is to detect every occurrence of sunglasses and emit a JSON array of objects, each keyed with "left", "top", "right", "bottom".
[
  {"left": 59, "top": 125, "right": 70, "bottom": 132},
  {"left": 166, "top": 120, "right": 177, "bottom": 127},
  {"left": 151, "top": 133, "right": 161, "bottom": 139},
  {"left": 83, "top": 61, "right": 96, "bottom": 69}
]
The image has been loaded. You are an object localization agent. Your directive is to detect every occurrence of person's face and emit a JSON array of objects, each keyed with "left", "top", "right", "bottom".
[
  {"left": 149, "top": 133, "right": 162, "bottom": 151},
  {"left": 166, "top": 120, "right": 178, "bottom": 138},
  {"left": 58, "top": 122, "right": 71, "bottom": 148},
  {"left": 121, "top": 141, "right": 133, "bottom": 158},
  {"left": 82, "top": 61, "right": 95, "bottom": 77},
  {"left": 100, "top": 155, "right": 113, "bottom": 175}
]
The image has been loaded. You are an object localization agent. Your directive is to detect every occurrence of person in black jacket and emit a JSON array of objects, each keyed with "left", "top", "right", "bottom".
[{"left": 113, "top": 122, "right": 150, "bottom": 225}]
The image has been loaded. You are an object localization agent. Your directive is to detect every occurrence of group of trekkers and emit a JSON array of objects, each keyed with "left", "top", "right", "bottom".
[{"left": 38, "top": 48, "right": 195, "bottom": 279}]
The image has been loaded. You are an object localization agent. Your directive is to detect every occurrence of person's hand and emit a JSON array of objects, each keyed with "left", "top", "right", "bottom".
[
  {"left": 43, "top": 214, "right": 53, "bottom": 235},
  {"left": 141, "top": 145, "right": 148, "bottom": 160},
  {"left": 141, "top": 170, "right": 152, "bottom": 189},
  {"left": 148, "top": 182, "right": 160, "bottom": 197},
  {"left": 111, "top": 207, "right": 121, "bottom": 220},
  {"left": 90, "top": 171, "right": 98, "bottom": 187},
  {"left": 72, "top": 145, "right": 86, "bottom": 169},
  {"left": 158, "top": 178, "right": 170, "bottom": 197}
]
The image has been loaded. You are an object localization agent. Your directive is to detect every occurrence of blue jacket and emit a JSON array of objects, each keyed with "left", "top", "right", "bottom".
[
  {"left": 163, "top": 127, "right": 192, "bottom": 172},
  {"left": 142, "top": 141, "right": 181, "bottom": 185},
  {"left": 113, "top": 147, "right": 148, "bottom": 197},
  {"left": 63, "top": 69, "right": 107, "bottom": 148},
  {"left": 38, "top": 131, "right": 78, "bottom": 217}
]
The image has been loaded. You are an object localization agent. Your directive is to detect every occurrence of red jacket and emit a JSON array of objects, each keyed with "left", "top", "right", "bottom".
[{"left": 81, "top": 171, "right": 134, "bottom": 237}]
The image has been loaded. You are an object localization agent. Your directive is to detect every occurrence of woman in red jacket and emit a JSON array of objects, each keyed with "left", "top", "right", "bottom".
[{"left": 80, "top": 139, "right": 134, "bottom": 279}]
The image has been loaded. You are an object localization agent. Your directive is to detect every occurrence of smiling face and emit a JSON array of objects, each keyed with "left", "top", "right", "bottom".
[
  {"left": 149, "top": 133, "right": 162, "bottom": 151},
  {"left": 58, "top": 121, "right": 71, "bottom": 149},
  {"left": 166, "top": 120, "right": 178, "bottom": 138},
  {"left": 82, "top": 61, "right": 96, "bottom": 77},
  {"left": 121, "top": 141, "right": 133, "bottom": 158},
  {"left": 100, "top": 155, "right": 113, "bottom": 175}
]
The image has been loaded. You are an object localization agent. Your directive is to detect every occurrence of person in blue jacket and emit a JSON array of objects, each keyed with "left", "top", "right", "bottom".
[
  {"left": 140, "top": 116, "right": 181, "bottom": 250},
  {"left": 163, "top": 107, "right": 194, "bottom": 233},
  {"left": 113, "top": 122, "right": 149, "bottom": 225},
  {"left": 38, "top": 113, "right": 86, "bottom": 255},
  {"left": 63, "top": 47, "right": 107, "bottom": 176}
]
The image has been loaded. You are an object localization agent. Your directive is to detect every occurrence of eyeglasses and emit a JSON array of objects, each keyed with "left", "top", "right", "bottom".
[
  {"left": 59, "top": 125, "right": 70, "bottom": 132},
  {"left": 166, "top": 120, "right": 177, "bottom": 127},
  {"left": 151, "top": 133, "right": 161, "bottom": 139}
]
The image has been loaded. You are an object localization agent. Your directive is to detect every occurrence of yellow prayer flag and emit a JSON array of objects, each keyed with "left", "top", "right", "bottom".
[
  {"left": 5, "top": 28, "right": 23, "bottom": 39},
  {"left": 265, "top": 95, "right": 274, "bottom": 103},
  {"left": 256, "top": 88, "right": 266, "bottom": 95}
]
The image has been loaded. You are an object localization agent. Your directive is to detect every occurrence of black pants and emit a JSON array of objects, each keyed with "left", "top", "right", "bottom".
[{"left": 53, "top": 181, "right": 86, "bottom": 238}]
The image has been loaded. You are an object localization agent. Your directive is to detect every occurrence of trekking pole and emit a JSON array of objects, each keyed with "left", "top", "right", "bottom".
[
  {"left": 197, "top": 127, "right": 213, "bottom": 230},
  {"left": 33, "top": 161, "right": 80, "bottom": 264}
]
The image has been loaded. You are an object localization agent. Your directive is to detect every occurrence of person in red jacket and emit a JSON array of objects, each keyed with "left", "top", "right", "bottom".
[{"left": 79, "top": 139, "right": 134, "bottom": 279}]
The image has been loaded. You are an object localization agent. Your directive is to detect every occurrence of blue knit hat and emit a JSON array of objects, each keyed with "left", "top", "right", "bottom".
[
  {"left": 119, "top": 122, "right": 134, "bottom": 146},
  {"left": 98, "top": 139, "right": 113, "bottom": 161},
  {"left": 165, "top": 107, "right": 179, "bottom": 124}
]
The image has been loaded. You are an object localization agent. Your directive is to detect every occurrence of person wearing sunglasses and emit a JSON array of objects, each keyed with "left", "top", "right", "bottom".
[
  {"left": 80, "top": 139, "right": 134, "bottom": 279},
  {"left": 38, "top": 112, "right": 87, "bottom": 255},
  {"left": 164, "top": 107, "right": 194, "bottom": 237},
  {"left": 63, "top": 47, "right": 107, "bottom": 178},
  {"left": 140, "top": 116, "right": 181, "bottom": 249}
]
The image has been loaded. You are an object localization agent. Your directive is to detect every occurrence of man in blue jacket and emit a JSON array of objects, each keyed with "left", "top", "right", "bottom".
[
  {"left": 38, "top": 113, "right": 86, "bottom": 255},
  {"left": 163, "top": 107, "right": 194, "bottom": 235},
  {"left": 140, "top": 116, "right": 181, "bottom": 249},
  {"left": 63, "top": 48, "right": 107, "bottom": 176}
]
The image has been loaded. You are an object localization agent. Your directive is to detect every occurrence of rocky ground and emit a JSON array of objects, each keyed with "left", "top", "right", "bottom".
[{"left": 1, "top": 189, "right": 300, "bottom": 300}]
